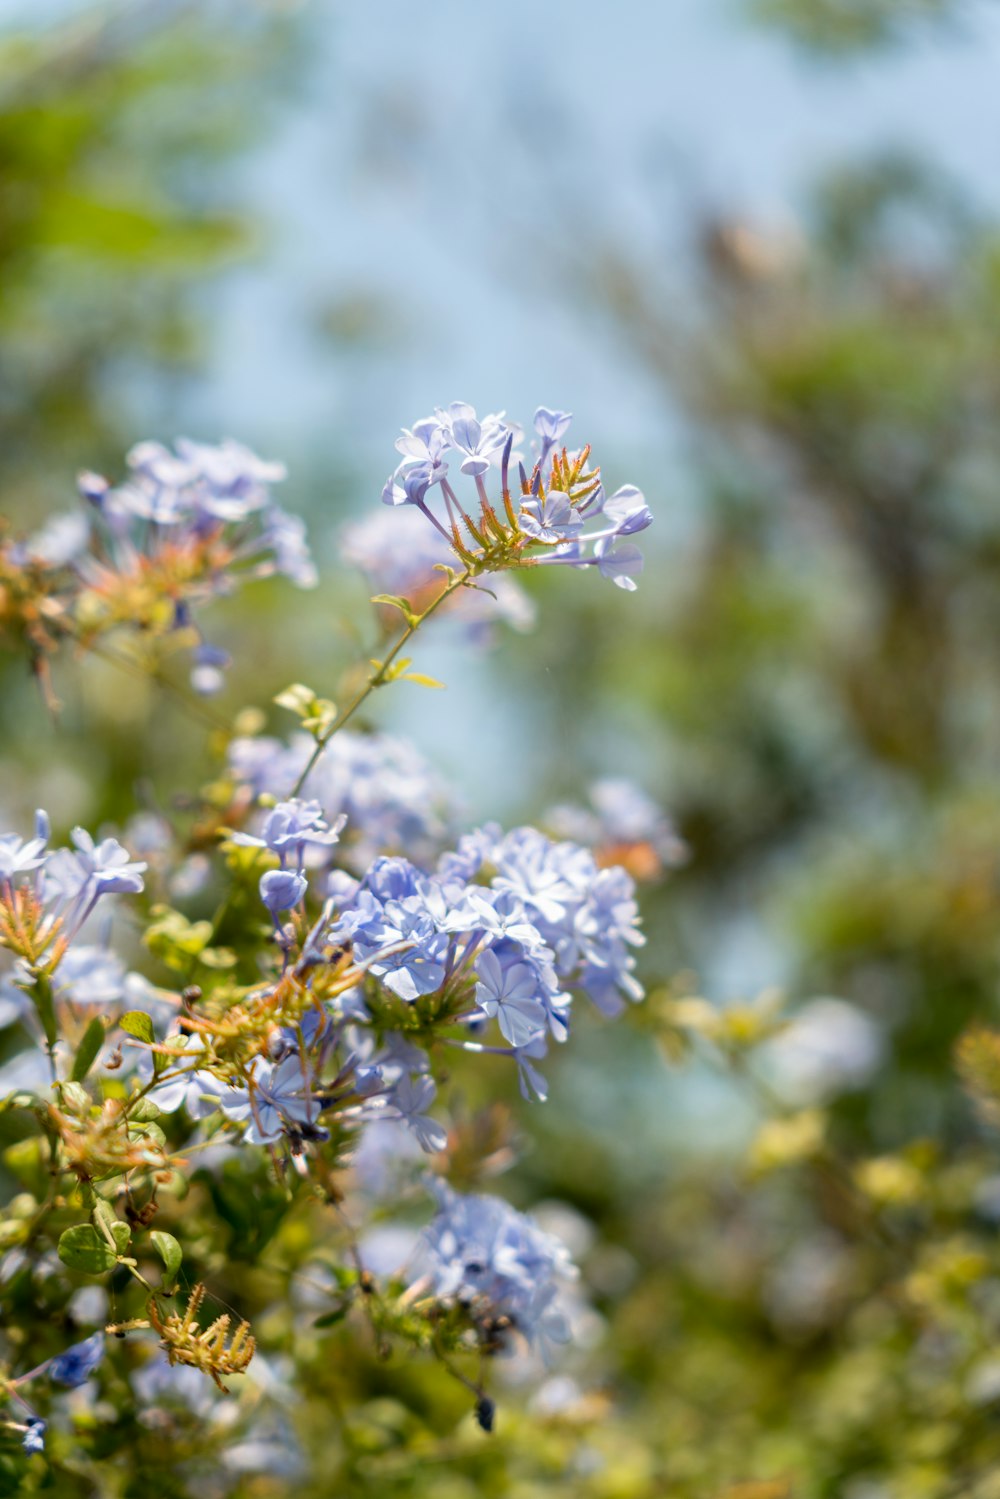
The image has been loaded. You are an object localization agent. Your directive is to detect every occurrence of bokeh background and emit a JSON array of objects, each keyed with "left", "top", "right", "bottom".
[{"left": 6, "top": 1, "right": 1000, "bottom": 1494}]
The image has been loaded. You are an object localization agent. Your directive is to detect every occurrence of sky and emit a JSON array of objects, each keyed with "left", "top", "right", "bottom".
[
  {"left": 187, "top": 0, "right": 1000, "bottom": 472},
  {"left": 12, "top": 0, "right": 1000, "bottom": 472}
]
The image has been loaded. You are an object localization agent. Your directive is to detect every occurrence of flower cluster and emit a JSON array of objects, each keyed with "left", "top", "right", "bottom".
[
  {"left": 2, "top": 438, "right": 315, "bottom": 698},
  {"left": 228, "top": 727, "right": 457, "bottom": 871},
  {"left": 412, "top": 1183, "right": 575, "bottom": 1358},
  {"left": 322, "top": 822, "right": 643, "bottom": 1093},
  {"left": 0, "top": 812, "right": 146, "bottom": 974},
  {"left": 0, "top": 406, "right": 657, "bottom": 1459},
  {"left": 145, "top": 814, "right": 646, "bottom": 1157},
  {"left": 546, "top": 777, "right": 688, "bottom": 882},
  {"left": 58, "top": 802, "right": 645, "bottom": 1183},
  {"left": 382, "top": 402, "right": 652, "bottom": 590}
]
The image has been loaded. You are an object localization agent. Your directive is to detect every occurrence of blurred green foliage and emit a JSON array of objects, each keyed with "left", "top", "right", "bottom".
[
  {"left": 748, "top": 0, "right": 964, "bottom": 53},
  {"left": 0, "top": 2, "right": 295, "bottom": 513}
]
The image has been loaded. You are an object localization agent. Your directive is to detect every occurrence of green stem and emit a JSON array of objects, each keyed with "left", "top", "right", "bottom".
[{"left": 290, "top": 568, "right": 472, "bottom": 797}]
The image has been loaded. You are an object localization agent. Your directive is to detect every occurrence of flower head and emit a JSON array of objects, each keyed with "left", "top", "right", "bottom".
[
  {"left": 48, "top": 1331, "right": 105, "bottom": 1388},
  {"left": 415, "top": 1184, "right": 576, "bottom": 1356},
  {"left": 376, "top": 401, "right": 652, "bottom": 593}
]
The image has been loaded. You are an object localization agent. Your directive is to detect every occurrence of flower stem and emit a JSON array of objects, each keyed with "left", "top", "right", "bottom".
[{"left": 291, "top": 567, "right": 472, "bottom": 796}]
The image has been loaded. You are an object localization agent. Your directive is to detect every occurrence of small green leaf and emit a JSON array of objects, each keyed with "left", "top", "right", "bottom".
[
  {"left": 3, "top": 1137, "right": 47, "bottom": 1196},
  {"left": 273, "top": 682, "right": 316, "bottom": 716},
  {"left": 382, "top": 658, "right": 416, "bottom": 684},
  {"left": 92, "top": 1196, "right": 115, "bottom": 1232},
  {"left": 403, "top": 672, "right": 445, "bottom": 689},
  {"left": 313, "top": 1302, "right": 350, "bottom": 1328},
  {"left": 150, "top": 1230, "right": 182, "bottom": 1286},
  {"left": 71, "top": 1017, "right": 107, "bottom": 1082},
  {"left": 61, "top": 1081, "right": 91, "bottom": 1112},
  {"left": 58, "top": 1224, "right": 117, "bottom": 1275},
  {"left": 197, "top": 946, "right": 238, "bottom": 970},
  {"left": 93, "top": 1199, "right": 132, "bottom": 1255},
  {"left": 119, "top": 1011, "right": 155, "bottom": 1044},
  {"left": 465, "top": 580, "right": 499, "bottom": 603},
  {"left": 371, "top": 594, "right": 418, "bottom": 626},
  {"left": 28, "top": 977, "right": 58, "bottom": 1050},
  {"left": 128, "top": 1099, "right": 162, "bottom": 1123}
]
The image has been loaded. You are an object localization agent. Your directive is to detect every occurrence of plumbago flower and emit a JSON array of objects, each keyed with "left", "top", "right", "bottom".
[
  {"left": 381, "top": 401, "right": 652, "bottom": 591},
  {"left": 0, "top": 401, "right": 658, "bottom": 1457},
  {"left": 0, "top": 436, "right": 316, "bottom": 700},
  {"left": 546, "top": 777, "right": 688, "bottom": 882},
  {"left": 411, "top": 1183, "right": 575, "bottom": 1360},
  {"left": 227, "top": 727, "right": 456, "bottom": 872},
  {"left": 0, "top": 812, "right": 145, "bottom": 976}
]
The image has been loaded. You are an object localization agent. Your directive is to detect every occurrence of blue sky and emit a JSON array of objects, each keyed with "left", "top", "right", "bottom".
[{"left": 185, "top": 0, "right": 1000, "bottom": 468}]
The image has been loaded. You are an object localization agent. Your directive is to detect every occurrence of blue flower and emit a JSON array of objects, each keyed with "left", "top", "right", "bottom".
[
  {"left": 222, "top": 1053, "right": 322, "bottom": 1145},
  {"left": 415, "top": 1184, "right": 575, "bottom": 1356},
  {"left": 190, "top": 642, "right": 230, "bottom": 698},
  {"left": 260, "top": 868, "right": 308, "bottom": 919},
  {"left": 259, "top": 506, "right": 318, "bottom": 588},
  {"left": 234, "top": 800, "right": 345, "bottom": 867},
  {"left": 394, "top": 416, "right": 449, "bottom": 466},
  {"left": 602, "top": 484, "right": 653, "bottom": 536},
  {"left": 61, "top": 827, "right": 148, "bottom": 897},
  {"left": 350, "top": 898, "right": 449, "bottom": 1003},
  {"left": 228, "top": 727, "right": 455, "bottom": 873},
  {"left": 534, "top": 407, "right": 573, "bottom": 458},
  {"left": 474, "top": 949, "right": 548, "bottom": 1048},
  {"left": 382, "top": 459, "right": 448, "bottom": 508},
  {"left": 142, "top": 1032, "right": 230, "bottom": 1118},
  {"left": 389, "top": 1072, "right": 447, "bottom": 1153},
  {"left": 21, "top": 1417, "right": 46, "bottom": 1456},
  {"left": 376, "top": 401, "right": 652, "bottom": 594},
  {"left": 518, "top": 490, "right": 584, "bottom": 545},
  {"left": 0, "top": 818, "right": 146, "bottom": 958},
  {"left": 434, "top": 401, "right": 512, "bottom": 477},
  {"left": 0, "top": 832, "right": 47, "bottom": 882},
  {"left": 594, "top": 535, "right": 644, "bottom": 591},
  {"left": 48, "top": 1331, "right": 104, "bottom": 1387},
  {"left": 74, "top": 437, "right": 315, "bottom": 691},
  {"left": 546, "top": 778, "right": 687, "bottom": 872},
  {"left": 52, "top": 945, "right": 126, "bottom": 1008}
]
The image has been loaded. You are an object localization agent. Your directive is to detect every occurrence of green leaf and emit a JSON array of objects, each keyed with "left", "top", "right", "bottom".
[
  {"left": 27, "top": 976, "right": 57, "bottom": 1050},
  {"left": 371, "top": 594, "right": 418, "bottom": 626},
  {"left": 3, "top": 1137, "right": 47, "bottom": 1196},
  {"left": 61, "top": 1081, "right": 91, "bottom": 1112},
  {"left": 150, "top": 1230, "right": 182, "bottom": 1286},
  {"left": 71, "top": 1017, "right": 107, "bottom": 1082},
  {"left": 402, "top": 672, "right": 445, "bottom": 690},
  {"left": 128, "top": 1099, "right": 161, "bottom": 1123},
  {"left": 58, "top": 1224, "right": 117, "bottom": 1275},
  {"left": 274, "top": 682, "right": 317, "bottom": 716},
  {"left": 119, "top": 1011, "right": 155, "bottom": 1044},
  {"left": 313, "top": 1302, "right": 350, "bottom": 1329},
  {"left": 197, "top": 946, "right": 238, "bottom": 970},
  {"left": 93, "top": 1199, "right": 131, "bottom": 1255}
]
